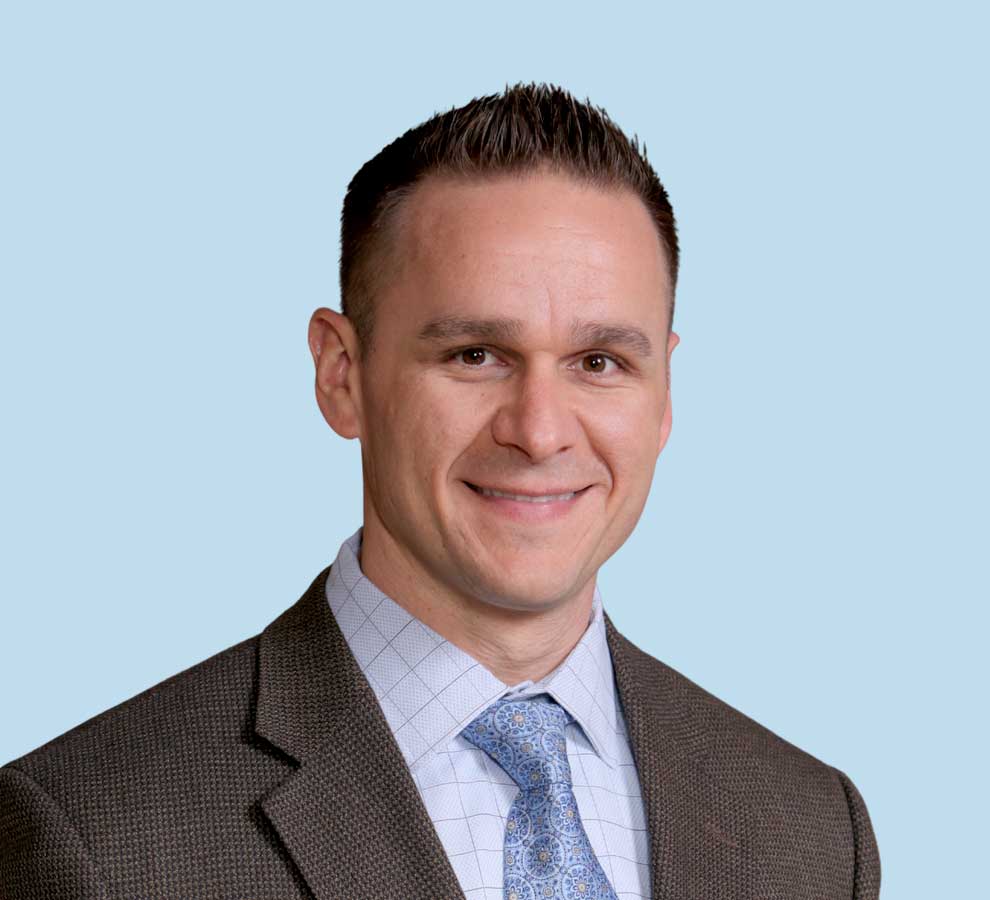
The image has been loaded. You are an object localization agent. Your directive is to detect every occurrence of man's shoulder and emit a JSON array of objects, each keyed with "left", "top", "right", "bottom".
[
  {"left": 3, "top": 562, "right": 333, "bottom": 799},
  {"left": 606, "top": 620, "right": 881, "bottom": 897},
  {"left": 607, "top": 621, "right": 847, "bottom": 786},
  {"left": 0, "top": 578, "right": 334, "bottom": 898},
  {"left": 3, "top": 632, "right": 261, "bottom": 788}
]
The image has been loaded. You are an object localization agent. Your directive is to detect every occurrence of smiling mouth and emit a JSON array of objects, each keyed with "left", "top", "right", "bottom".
[{"left": 463, "top": 482, "right": 591, "bottom": 503}]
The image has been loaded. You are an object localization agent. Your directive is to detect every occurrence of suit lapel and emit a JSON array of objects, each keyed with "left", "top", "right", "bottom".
[
  {"left": 254, "top": 566, "right": 464, "bottom": 900},
  {"left": 606, "top": 615, "right": 758, "bottom": 900},
  {"left": 252, "top": 565, "right": 762, "bottom": 899}
]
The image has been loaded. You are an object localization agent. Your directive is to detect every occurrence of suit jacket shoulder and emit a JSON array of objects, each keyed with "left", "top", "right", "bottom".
[
  {"left": 1, "top": 566, "right": 465, "bottom": 900},
  {"left": 605, "top": 618, "right": 881, "bottom": 900},
  {"left": 0, "top": 602, "right": 308, "bottom": 899}
]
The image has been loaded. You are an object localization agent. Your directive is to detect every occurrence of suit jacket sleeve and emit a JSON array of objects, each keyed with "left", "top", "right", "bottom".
[
  {"left": 0, "top": 766, "right": 109, "bottom": 900},
  {"left": 832, "top": 766, "right": 881, "bottom": 899}
]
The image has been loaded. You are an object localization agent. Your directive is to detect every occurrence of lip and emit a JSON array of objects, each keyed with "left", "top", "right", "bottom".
[
  {"left": 465, "top": 482, "right": 590, "bottom": 499},
  {"left": 462, "top": 480, "right": 592, "bottom": 522}
]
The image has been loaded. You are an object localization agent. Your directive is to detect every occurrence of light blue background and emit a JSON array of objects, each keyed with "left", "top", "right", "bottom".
[{"left": 1, "top": 2, "right": 986, "bottom": 896}]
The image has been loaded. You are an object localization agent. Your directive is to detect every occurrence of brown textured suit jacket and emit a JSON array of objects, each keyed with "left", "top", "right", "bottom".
[{"left": 0, "top": 565, "right": 880, "bottom": 899}]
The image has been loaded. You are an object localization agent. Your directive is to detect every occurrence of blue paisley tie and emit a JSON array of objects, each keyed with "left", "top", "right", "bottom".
[{"left": 461, "top": 694, "right": 619, "bottom": 900}]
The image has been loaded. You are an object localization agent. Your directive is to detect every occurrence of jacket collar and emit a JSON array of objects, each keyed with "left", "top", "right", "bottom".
[
  {"left": 605, "top": 612, "right": 759, "bottom": 900},
  {"left": 255, "top": 565, "right": 464, "bottom": 900}
]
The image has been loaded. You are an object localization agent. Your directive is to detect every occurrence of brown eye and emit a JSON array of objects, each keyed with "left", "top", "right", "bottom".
[
  {"left": 582, "top": 353, "right": 611, "bottom": 373},
  {"left": 460, "top": 348, "right": 488, "bottom": 365}
]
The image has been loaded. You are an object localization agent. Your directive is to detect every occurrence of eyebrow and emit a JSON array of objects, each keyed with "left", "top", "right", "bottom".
[{"left": 417, "top": 315, "right": 654, "bottom": 359}]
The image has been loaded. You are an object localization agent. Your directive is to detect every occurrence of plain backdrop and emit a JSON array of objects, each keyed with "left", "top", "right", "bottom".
[{"left": 1, "top": 2, "right": 986, "bottom": 896}]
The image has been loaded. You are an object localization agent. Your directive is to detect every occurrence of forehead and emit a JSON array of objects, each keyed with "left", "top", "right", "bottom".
[{"left": 386, "top": 171, "right": 672, "bottom": 334}]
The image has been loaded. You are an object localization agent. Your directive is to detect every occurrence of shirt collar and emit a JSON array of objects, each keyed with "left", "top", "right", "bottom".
[{"left": 324, "top": 527, "right": 625, "bottom": 772}]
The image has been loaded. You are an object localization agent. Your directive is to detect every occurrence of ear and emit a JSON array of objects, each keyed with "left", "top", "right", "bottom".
[
  {"left": 308, "top": 307, "right": 363, "bottom": 440},
  {"left": 656, "top": 329, "right": 680, "bottom": 457}
]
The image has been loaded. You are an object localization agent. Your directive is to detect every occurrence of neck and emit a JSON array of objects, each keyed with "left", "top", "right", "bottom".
[{"left": 357, "top": 520, "right": 596, "bottom": 686}]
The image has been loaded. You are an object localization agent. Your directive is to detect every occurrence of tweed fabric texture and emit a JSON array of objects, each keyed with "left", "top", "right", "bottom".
[
  {"left": 325, "top": 528, "right": 650, "bottom": 898},
  {"left": 462, "top": 694, "right": 619, "bottom": 899},
  {"left": 0, "top": 564, "right": 880, "bottom": 899}
]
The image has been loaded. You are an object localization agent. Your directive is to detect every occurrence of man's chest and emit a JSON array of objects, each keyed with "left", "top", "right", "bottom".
[{"left": 410, "top": 729, "right": 652, "bottom": 899}]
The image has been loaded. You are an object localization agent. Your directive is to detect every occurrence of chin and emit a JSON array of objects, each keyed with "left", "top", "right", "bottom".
[{"left": 457, "top": 561, "right": 589, "bottom": 613}]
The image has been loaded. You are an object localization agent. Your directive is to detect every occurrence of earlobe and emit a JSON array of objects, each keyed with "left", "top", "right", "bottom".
[{"left": 308, "top": 307, "right": 362, "bottom": 440}]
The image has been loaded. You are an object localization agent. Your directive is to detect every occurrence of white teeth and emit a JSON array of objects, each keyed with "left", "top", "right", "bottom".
[{"left": 477, "top": 487, "right": 576, "bottom": 503}]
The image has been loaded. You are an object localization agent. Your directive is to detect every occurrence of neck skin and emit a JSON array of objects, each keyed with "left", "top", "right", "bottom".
[{"left": 358, "top": 514, "right": 596, "bottom": 686}]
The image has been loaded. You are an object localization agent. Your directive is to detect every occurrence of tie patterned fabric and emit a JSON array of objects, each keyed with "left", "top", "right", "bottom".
[{"left": 461, "top": 694, "right": 619, "bottom": 900}]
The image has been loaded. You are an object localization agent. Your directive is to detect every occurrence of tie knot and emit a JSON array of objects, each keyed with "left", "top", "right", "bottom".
[{"left": 461, "top": 694, "right": 574, "bottom": 793}]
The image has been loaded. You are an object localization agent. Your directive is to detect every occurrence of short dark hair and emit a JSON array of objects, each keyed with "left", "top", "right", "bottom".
[{"left": 339, "top": 82, "right": 679, "bottom": 349}]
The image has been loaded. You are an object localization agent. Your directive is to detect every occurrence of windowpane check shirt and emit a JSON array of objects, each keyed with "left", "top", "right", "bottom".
[{"left": 324, "top": 528, "right": 651, "bottom": 899}]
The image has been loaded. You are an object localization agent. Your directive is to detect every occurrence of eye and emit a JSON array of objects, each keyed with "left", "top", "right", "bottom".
[
  {"left": 579, "top": 352, "right": 621, "bottom": 375},
  {"left": 453, "top": 347, "right": 496, "bottom": 367}
]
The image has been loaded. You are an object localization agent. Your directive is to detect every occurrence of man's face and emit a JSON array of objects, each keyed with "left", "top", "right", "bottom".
[{"left": 355, "top": 171, "right": 678, "bottom": 613}]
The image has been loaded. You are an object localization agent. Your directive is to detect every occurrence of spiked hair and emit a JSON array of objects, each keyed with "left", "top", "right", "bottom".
[{"left": 339, "top": 83, "right": 679, "bottom": 348}]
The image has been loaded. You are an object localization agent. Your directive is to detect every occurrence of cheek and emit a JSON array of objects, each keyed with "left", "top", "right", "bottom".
[
  {"left": 383, "top": 376, "right": 490, "bottom": 485},
  {"left": 589, "top": 391, "right": 666, "bottom": 476}
]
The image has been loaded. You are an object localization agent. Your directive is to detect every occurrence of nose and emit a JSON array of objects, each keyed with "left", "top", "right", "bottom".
[{"left": 490, "top": 364, "right": 580, "bottom": 463}]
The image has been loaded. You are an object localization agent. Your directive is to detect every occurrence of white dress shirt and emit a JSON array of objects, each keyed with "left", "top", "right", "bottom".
[{"left": 324, "top": 528, "right": 651, "bottom": 899}]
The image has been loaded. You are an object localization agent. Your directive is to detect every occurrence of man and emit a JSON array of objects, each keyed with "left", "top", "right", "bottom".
[{"left": 0, "top": 84, "right": 880, "bottom": 899}]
